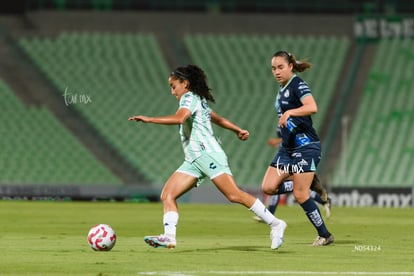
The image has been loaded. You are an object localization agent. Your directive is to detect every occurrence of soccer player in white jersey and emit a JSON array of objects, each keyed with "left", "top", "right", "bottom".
[{"left": 129, "top": 64, "right": 287, "bottom": 250}]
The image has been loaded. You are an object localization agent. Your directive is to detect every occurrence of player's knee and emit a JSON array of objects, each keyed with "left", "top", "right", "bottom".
[
  {"left": 160, "top": 193, "right": 176, "bottom": 203},
  {"left": 293, "top": 189, "right": 308, "bottom": 204},
  {"left": 262, "top": 183, "right": 275, "bottom": 195},
  {"left": 160, "top": 193, "right": 166, "bottom": 202}
]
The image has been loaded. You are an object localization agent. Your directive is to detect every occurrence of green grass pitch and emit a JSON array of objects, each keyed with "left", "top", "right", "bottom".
[{"left": 0, "top": 201, "right": 413, "bottom": 276}]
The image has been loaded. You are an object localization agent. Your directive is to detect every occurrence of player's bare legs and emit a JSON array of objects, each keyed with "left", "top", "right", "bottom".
[
  {"left": 144, "top": 172, "right": 197, "bottom": 249},
  {"left": 213, "top": 173, "right": 287, "bottom": 250},
  {"left": 261, "top": 166, "right": 290, "bottom": 195},
  {"left": 212, "top": 173, "right": 256, "bottom": 207},
  {"left": 160, "top": 172, "right": 197, "bottom": 213},
  {"left": 292, "top": 172, "right": 314, "bottom": 204}
]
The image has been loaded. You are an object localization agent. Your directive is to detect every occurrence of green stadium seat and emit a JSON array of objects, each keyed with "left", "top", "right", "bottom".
[
  {"left": 19, "top": 32, "right": 351, "bottom": 188},
  {"left": 0, "top": 80, "right": 122, "bottom": 185},
  {"left": 19, "top": 32, "right": 183, "bottom": 185},
  {"left": 331, "top": 39, "right": 414, "bottom": 187},
  {"left": 184, "top": 34, "right": 349, "bottom": 186}
]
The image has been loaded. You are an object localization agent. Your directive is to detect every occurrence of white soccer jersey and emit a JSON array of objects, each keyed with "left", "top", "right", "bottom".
[{"left": 178, "top": 91, "right": 224, "bottom": 162}]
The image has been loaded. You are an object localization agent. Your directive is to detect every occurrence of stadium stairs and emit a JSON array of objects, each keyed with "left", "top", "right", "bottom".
[
  {"left": 331, "top": 39, "right": 414, "bottom": 187},
  {"left": 318, "top": 41, "right": 377, "bottom": 185}
]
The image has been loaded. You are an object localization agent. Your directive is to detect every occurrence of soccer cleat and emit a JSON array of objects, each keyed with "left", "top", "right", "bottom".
[
  {"left": 323, "top": 197, "right": 332, "bottom": 218},
  {"left": 270, "top": 220, "right": 287, "bottom": 250},
  {"left": 312, "top": 234, "right": 334, "bottom": 246},
  {"left": 144, "top": 235, "right": 176, "bottom": 249}
]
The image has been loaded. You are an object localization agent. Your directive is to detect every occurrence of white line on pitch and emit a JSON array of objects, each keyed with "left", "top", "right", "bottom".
[{"left": 138, "top": 271, "right": 414, "bottom": 275}]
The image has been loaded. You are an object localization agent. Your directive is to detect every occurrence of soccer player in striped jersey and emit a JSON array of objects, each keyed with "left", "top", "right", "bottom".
[
  {"left": 261, "top": 51, "right": 334, "bottom": 246},
  {"left": 129, "top": 64, "right": 287, "bottom": 250}
]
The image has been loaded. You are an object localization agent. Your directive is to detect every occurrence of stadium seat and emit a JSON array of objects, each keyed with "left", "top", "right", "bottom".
[
  {"left": 184, "top": 34, "right": 350, "bottom": 186},
  {"left": 20, "top": 32, "right": 350, "bottom": 187},
  {"left": 0, "top": 80, "right": 122, "bottom": 185},
  {"left": 331, "top": 39, "right": 414, "bottom": 187},
  {"left": 19, "top": 32, "right": 183, "bottom": 184}
]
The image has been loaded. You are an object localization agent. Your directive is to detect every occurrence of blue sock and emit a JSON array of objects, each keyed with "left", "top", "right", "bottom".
[
  {"left": 267, "top": 195, "right": 280, "bottom": 214},
  {"left": 310, "top": 191, "right": 324, "bottom": 205},
  {"left": 300, "top": 198, "right": 330, "bottom": 238},
  {"left": 277, "top": 180, "right": 294, "bottom": 194}
]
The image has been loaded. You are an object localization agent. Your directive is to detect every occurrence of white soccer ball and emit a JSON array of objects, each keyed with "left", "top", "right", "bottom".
[{"left": 87, "top": 224, "right": 117, "bottom": 251}]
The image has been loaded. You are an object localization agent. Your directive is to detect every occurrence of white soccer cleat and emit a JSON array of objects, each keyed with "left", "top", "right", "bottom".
[
  {"left": 144, "top": 234, "right": 176, "bottom": 249},
  {"left": 270, "top": 220, "right": 287, "bottom": 250}
]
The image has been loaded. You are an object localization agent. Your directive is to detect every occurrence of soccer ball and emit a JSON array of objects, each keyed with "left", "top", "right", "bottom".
[{"left": 87, "top": 224, "right": 117, "bottom": 251}]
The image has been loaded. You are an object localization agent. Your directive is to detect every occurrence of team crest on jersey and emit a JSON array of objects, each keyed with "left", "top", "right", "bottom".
[{"left": 284, "top": 89, "right": 290, "bottom": 98}]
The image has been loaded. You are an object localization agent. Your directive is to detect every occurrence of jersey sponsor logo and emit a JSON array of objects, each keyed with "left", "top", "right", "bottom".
[
  {"left": 308, "top": 210, "right": 323, "bottom": 226},
  {"left": 284, "top": 181, "right": 293, "bottom": 191}
]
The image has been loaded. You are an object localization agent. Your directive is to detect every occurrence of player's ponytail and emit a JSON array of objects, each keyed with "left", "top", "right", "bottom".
[
  {"left": 170, "top": 64, "right": 215, "bottom": 103},
  {"left": 273, "top": 51, "right": 312, "bottom": 73}
]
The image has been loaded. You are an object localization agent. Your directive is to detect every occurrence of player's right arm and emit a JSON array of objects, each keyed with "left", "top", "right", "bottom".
[{"left": 128, "top": 108, "right": 191, "bottom": 125}]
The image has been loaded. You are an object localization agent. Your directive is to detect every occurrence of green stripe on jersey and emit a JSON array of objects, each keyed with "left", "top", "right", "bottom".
[{"left": 178, "top": 92, "right": 224, "bottom": 162}]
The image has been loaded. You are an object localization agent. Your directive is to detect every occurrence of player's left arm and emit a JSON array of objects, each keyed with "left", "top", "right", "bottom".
[
  {"left": 128, "top": 108, "right": 191, "bottom": 125},
  {"left": 279, "top": 94, "right": 318, "bottom": 127},
  {"left": 211, "top": 111, "right": 249, "bottom": 141}
]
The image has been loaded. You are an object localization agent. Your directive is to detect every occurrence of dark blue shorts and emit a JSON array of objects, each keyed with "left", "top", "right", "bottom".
[{"left": 270, "top": 142, "right": 321, "bottom": 174}]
